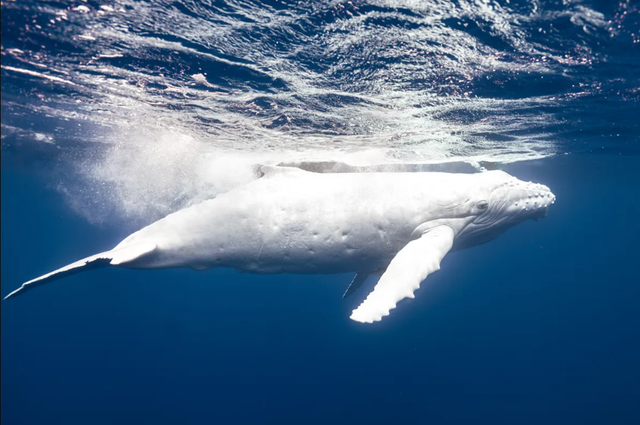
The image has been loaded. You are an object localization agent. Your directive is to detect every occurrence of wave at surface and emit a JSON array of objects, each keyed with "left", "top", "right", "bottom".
[{"left": 1, "top": 0, "right": 638, "bottom": 223}]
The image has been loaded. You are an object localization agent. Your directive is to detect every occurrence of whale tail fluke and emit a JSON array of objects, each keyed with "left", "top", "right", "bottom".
[{"left": 3, "top": 242, "right": 157, "bottom": 300}]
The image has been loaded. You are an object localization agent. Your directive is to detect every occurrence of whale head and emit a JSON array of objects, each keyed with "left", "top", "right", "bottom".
[{"left": 453, "top": 170, "right": 556, "bottom": 249}]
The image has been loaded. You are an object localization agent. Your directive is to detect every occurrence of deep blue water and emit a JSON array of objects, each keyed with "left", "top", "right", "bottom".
[{"left": 2, "top": 1, "right": 640, "bottom": 424}]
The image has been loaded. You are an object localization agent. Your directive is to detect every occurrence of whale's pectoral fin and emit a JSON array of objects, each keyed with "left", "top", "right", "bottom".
[
  {"left": 350, "top": 226, "right": 454, "bottom": 323},
  {"left": 3, "top": 242, "right": 156, "bottom": 300}
]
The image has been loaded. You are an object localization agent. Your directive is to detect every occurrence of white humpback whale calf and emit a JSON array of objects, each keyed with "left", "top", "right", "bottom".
[{"left": 4, "top": 166, "right": 555, "bottom": 323}]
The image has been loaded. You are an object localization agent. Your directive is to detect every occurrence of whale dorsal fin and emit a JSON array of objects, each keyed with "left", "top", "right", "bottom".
[
  {"left": 260, "top": 165, "right": 308, "bottom": 178},
  {"left": 350, "top": 225, "right": 454, "bottom": 323}
]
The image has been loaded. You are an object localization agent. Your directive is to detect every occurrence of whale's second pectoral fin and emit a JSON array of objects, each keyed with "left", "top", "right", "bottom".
[
  {"left": 3, "top": 242, "right": 156, "bottom": 300},
  {"left": 342, "top": 269, "right": 385, "bottom": 299},
  {"left": 350, "top": 225, "right": 454, "bottom": 323},
  {"left": 343, "top": 272, "right": 369, "bottom": 299}
]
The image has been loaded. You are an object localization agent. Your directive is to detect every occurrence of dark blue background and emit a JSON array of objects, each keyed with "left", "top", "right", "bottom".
[
  {"left": 2, "top": 153, "right": 640, "bottom": 424},
  {"left": 2, "top": 0, "right": 640, "bottom": 423}
]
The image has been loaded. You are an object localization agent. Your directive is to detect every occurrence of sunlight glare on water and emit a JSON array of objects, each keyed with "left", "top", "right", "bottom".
[{"left": 1, "top": 0, "right": 637, "bottom": 222}]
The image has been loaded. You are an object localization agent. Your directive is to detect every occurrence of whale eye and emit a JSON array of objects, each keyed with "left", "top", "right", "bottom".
[{"left": 476, "top": 200, "right": 488, "bottom": 210}]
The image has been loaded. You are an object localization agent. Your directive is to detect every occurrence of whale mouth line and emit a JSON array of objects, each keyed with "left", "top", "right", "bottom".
[{"left": 533, "top": 207, "right": 549, "bottom": 221}]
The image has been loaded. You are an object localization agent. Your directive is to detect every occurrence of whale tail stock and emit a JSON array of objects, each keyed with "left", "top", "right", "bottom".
[{"left": 3, "top": 242, "right": 157, "bottom": 300}]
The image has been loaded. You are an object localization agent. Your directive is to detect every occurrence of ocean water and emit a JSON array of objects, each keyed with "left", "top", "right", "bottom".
[{"left": 1, "top": 1, "right": 639, "bottom": 424}]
